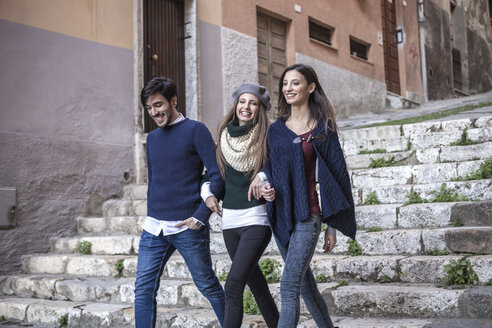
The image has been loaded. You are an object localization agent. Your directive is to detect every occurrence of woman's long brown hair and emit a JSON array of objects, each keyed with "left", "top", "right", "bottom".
[{"left": 216, "top": 99, "right": 269, "bottom": 181}]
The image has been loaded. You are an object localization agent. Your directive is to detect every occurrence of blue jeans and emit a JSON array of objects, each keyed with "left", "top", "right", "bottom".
[
  {"left": 134, "top": 225, "right": 225, "bottom": 328},
  {"left": 276, "top": 214, "right": 335, "bottom": 328}
]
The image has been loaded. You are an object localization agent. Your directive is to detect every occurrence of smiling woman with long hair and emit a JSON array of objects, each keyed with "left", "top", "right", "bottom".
[{"left": 249, "top": 64, "right": 357, "bottom": 328}]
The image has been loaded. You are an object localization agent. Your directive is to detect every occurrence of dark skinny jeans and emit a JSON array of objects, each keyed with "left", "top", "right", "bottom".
[{"left": 222, "top": 225, "right": 279, "bottom": 328}]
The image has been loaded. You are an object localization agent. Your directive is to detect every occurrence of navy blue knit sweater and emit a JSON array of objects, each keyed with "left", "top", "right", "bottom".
[
  {"left": 264, "top": 118, "right": 356, "bottom": 247},
  {"left": 146, "top": 118, "right": 224, "bottom": 223}
]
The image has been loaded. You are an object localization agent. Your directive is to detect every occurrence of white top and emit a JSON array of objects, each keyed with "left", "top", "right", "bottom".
[
  {"left": 201, "top": 182, "right": 270, "bottom": 230},
  {"left": 143, "top": 113, "right": 190, "bottom": 237}
]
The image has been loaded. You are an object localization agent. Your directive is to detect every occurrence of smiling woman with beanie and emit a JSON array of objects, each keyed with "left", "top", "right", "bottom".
[{"left": 202, "top": 83, "right": 279, "bottom": 328}]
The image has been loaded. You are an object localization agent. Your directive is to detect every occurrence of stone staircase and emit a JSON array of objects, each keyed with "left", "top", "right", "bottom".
[{"left": 1, "top": 112, "right": 492, "bottom": 328}]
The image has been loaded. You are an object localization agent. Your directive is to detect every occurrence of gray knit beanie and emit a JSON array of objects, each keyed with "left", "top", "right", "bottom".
[{"left": 232, "top": 83, "right": 272, "bottom": 110}]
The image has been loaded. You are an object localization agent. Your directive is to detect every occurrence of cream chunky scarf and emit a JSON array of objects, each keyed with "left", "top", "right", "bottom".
[{"left": 220, "top": 123, "right": 258, "bottom": 172}]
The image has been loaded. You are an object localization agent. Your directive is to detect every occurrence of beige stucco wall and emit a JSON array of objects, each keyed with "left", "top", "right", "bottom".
[{"left": 0, "top": 0, "right": 133, "bottom": 49}]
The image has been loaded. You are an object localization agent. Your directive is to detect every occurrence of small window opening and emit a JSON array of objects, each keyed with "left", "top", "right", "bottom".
[
  {"left": 309, "top": 18, "right": 333, "bottom": 46},
  {"left": 350, "top": 37, "right": 369, "bottom": 60}
]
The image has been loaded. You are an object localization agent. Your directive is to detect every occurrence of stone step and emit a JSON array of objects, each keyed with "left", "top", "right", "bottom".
[
  {"left": 76, "top": 213, "right": 222, "bottom": 235},
  {"left": 2, "top": 280, "right": 490, "bottom": 321},
  {"left": 0, "top": 297, "right": 220, "bottom": 328},
  {"left": 122, "top": 184, "right": 147, "bottom": 200},
  {"left": 354, "top": 179, "right": 492, "bottom": 205},
  {"left": 335, "top": 226, "right": 492, "bottom": 255},
  {"left": 18, "top": 251, "right": 492, "bottom": 284},
  {"left": 102, "top": 199, "right": 146, "bottom": 217},
  {"left": 52, "top": 224, "right": 492, "bottom": 257},
  {"left": 323, "top": 283, "right": 492, "bottom": 319},
  {"left": 345, "top": 141, "right": 492, "bottom": 169},
  {"left": 5, "top": 283, "right": 487, "bottom": 322},
  {"left": 78, "top": 200, "right": 491, "bottom": 238},
  {"left": 109, "top": 180, "right": 492, "bottom": 218},
  {"left": 356, "top": 201, "right": 492, "bottom": 229},
  {"left": 350, "top": 159, "right": 485, "bottom": 188},
  {"left": 50, "top": 235, "right": 136, "bottom": 255},
  {"left": 342, "top": 126, "right": 492, "bottom": 156},
  {"left": 2, "top": 295, "right": 464, "bottom": 328},
  {"left": 339, "top": 115, "right": 492, "bottom": 142}
]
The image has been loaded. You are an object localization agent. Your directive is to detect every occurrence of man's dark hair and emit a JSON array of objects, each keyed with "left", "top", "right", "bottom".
[{"left": 140, "top": 77, "right": 178, "bottom": 107}]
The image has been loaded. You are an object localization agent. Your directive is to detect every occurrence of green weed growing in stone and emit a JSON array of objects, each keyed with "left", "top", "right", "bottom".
[
  {"left": 75, "top": 240, "right": 92, "bottom": 255},
  {"left": 347, "top": 239, "right": 362, "bottom": 256},
  {"left": 358, "top": 149, "right": 387, "bottom": 155},
  {"left": 404, "top": 190, "right": 425, "bottom": 205},
  {"left": 368, "top": 156, "right": 396, "bottom": 168},
  {"left": 243, "top": 290, "right": 261, "bottom": 315},
  {"left": 259, "top": 258, "right": 281, "bottom": 283},
  {"left": 407, "top": 139, "right": 412, "bottom": 151},
  {"left": 378, "top": 275, "right": 393, "bottom": 283},
  {"left": 366, "top": 226, "right": 382, "bottom": 232},
  {"left": 363, "top": 191, "right": 380, "bottom": 205},
  {"left": 58, "top": 313, "right": 68, "bottom": 327},
  {"left": 425, "top": 249, "right": 450, "bottom": 256},
  {"left": 452, "top": 159, "right": 492, "bottom": 181},
  {"left": 316, "top": 274, "right": 328, "bottom": 283},
  {"left": 453, "top": 219, "right": 464, "bottom": 227},
  {"left": 0, "top": 315, "right": 5, "bottom": 322},
  {"left": 218, "top": 269, "right": 228, "bottom": 282},
  {"left": 332, "top": 280, "right": 348, "bottom": 289},
  {"left": 115, "top": 259, "right": 125, "bottom": 277},
  {"left": 430, "top": 183, "right": 469, "bottom": 202},
  {"left": 449, "top": 130, "right": 480, "bottom": 146},
  {"left": 486, "top": 278, "right": 492, "bottom": 286},
  {"left": 443, "top": 258, "right": 479, "bottom": 286}
]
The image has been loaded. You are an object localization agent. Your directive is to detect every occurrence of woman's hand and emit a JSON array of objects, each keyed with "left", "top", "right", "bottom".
[
  {"left": 248, "top": 175, "right": 263, "bottom": 201},
  {"left": 261, "top": 183, "right": 275, "bottom": 201},
  {"left": 323, "top": 230, "right": 337, "bottom": 253},
  {"left": 205, "top": 195, "right": 222, "bottom": 216}
]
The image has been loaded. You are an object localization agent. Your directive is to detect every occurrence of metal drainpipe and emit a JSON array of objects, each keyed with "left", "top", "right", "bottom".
[{"left": 418, "top": 0, "right": 429, "bottom": 102}]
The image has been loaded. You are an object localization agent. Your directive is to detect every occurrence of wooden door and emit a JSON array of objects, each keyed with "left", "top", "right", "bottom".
[
  {"left": 381, "top": 0, "right": 401, "bottom": 94},
  {"left": 143, "top": 0, "right": 185, "bottom": 132},
  {"left": 257, "top": 12, "right": 287, "bottom": 119}
]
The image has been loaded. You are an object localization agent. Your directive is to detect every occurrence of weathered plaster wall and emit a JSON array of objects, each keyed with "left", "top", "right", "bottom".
[
  {"left": 464, "top": 0, "right": 492, "bottom": 94},
  {"left": 296, "top": 53, "right": 386, "bottom": 119},
  {"left": 0, "top": 19, "right": 134, "bottom": 274},
  {"left": 424, "top": 0, "right": 492, "bottom": 99},
  {"left": 220, "top": 27, "right": 259, "bottom": 117},
  {"left": 424, "top": 0, "right": 453, "bottom": 99},
  {"left": 199, "top": 20, "right": 225, "bottom": 137}
]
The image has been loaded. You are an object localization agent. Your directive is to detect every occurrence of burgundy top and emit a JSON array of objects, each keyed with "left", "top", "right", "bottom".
[{"left": 299, "top": 130, "right": 321, "bottom": 215}]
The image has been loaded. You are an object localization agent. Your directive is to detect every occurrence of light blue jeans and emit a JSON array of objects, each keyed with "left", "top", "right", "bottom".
[
  {"left": 276, "top": 214, "right": 335, "bottom": 328},
  {"left": 134, "top": 225, "right": 225, "bottom": 327}
]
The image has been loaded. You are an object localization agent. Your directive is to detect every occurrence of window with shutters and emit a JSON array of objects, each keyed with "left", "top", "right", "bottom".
[{"left": 309, "top": 18, "right": 334, "bottom": 47}]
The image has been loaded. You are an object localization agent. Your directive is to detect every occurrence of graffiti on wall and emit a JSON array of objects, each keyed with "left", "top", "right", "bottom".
[{"left": 409, "top": 42, "right": 419, "bottom": 68}]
